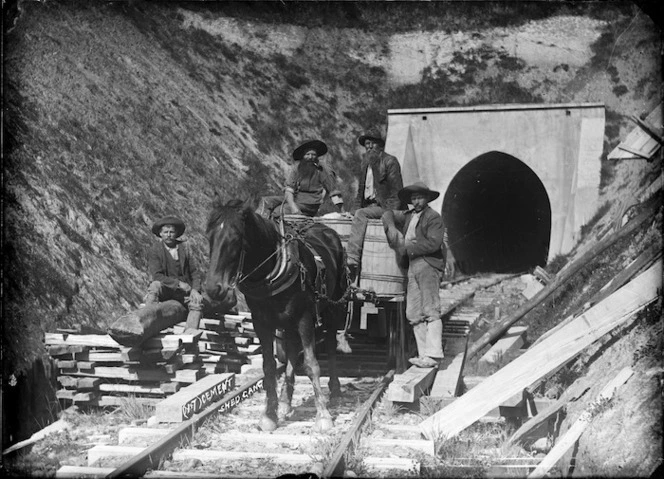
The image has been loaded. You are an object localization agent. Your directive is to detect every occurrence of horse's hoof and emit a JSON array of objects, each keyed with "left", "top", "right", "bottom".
[
  {"left": 259, "top": 415, "right": 278, "bottom": 432},
  {"left": 278, "top": 402, "right": 293, "bottom": 420},
  {"left": 313, "top": 416, "right": 334, "bottom": 433},
  {"left": 329, "top": 386, "right": 342, "bottom": 400}
]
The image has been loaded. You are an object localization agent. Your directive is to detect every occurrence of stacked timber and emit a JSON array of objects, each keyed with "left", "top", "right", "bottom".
[
  {"left": 172, "top": 312, "right": 261, "bottom": 374},
  {"left": 46, "top": 312, "right": 261, "bottom": 407}
]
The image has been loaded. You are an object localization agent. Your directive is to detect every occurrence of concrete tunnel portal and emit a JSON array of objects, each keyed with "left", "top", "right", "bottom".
[{"left": 441, "top": 151, "right": 552, "bottom": 275}]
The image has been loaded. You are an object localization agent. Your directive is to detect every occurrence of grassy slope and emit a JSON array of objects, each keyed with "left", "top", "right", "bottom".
[{"left": 3, "top": 1, "right": 660, "bottom": 374}]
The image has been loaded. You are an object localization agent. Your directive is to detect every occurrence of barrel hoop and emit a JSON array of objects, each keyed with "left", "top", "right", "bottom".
[{"left": 360, "top": 273, "right": 406, "bottom": 282}]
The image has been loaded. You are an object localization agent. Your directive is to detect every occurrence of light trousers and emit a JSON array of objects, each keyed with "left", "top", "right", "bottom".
[{"left": 406, "top": 258, "right": 444, "bottom": 359}]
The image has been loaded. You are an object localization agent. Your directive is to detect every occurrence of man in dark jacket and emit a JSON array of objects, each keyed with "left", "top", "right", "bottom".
[
  {"left": 346, "top": 128, "right": 404, "bottom": 281},
  {"left": 382, "top": 182, "right": 446, "bottom": 368},
  {"left": 144, "top": 215, "right": 204, "bottom": 329}
]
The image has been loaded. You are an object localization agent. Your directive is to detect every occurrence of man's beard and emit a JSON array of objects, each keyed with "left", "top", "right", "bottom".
[
  {"left": 297, "top": 160, "right": 319, "bottom": 180},
  {"left": 365, "top": 149, "right": 381, "bottom": 164}
]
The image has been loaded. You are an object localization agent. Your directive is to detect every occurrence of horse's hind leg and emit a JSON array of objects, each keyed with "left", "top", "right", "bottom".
[
  {"left": 299, "top": 311, "right": 334, "bottom": 433},
  {"left": 324, "top": 312, "right": 342, "bottom": 401},
  {"left": 253, "top": 319, "right": 279, "bottom": 432},
  {"left": 278, "top": 329, "right": 299, "bottom": 420}
]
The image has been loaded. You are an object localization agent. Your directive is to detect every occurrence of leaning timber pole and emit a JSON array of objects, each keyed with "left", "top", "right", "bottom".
[{"left": 466, "top": 196, "right": 661, "bottom": 360}]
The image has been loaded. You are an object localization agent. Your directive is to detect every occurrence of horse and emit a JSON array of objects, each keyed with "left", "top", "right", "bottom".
[{"left": 204, "top": 197, "right": 349, "bottom": 433}]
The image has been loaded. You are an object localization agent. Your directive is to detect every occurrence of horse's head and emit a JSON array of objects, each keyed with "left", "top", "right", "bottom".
[{"left": 205, "top": 198, "right": 248, "bottom": 309}]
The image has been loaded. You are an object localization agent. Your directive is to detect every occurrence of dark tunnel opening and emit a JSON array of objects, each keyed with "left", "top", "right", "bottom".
[{"left": 442, "top": 151, "right": 551, "bottom": 275}]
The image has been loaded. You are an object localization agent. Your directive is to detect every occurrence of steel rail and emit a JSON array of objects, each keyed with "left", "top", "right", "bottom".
[
  {"left": 105, "top": 366, "right": 285, "bottom": 479},
  {"left": 322, "top": 369, "right": 396, "bottom": 478}
]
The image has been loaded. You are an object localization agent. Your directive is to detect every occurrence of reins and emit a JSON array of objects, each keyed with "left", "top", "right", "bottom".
[{"left": 232, "top": 233, "right": 296, "bottom": 287}]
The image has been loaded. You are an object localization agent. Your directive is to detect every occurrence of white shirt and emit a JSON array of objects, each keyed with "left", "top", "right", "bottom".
[
  {"left": 364, "top": 167, "right": 376, "bottom": 201},
  {"left": 405, "top": 210, "right": 422, "bottom": 243},
  {"left": 165, "top": 244, "right": 179, "bottom": 261}
]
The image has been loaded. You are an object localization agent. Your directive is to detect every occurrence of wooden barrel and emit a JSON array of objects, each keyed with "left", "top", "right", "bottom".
[
  {"left": 313, "top": 216, "right": 352, "bottom": 248},
  {"left": 359, "top": 219, "right": 407, "bottom": 296}
]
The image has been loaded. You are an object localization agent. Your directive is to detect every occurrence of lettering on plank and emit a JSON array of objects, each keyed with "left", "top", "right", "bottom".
[
  {"left": 218, "top": 378, "right": 264, "bottom": 413},
  {"left": 181, "top": 375, "right": 235, "bottom": 420}
]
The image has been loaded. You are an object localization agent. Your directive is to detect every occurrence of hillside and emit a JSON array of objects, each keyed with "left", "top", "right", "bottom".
[{"left": 2, "top": 0, "right": 662, "bottom": 468}]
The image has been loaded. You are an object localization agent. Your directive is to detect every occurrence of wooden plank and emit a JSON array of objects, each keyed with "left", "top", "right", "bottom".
[
  {"left": 47, "top": 344, "right": 87, "bottom": 356},
  {"left": 528, "top": 368, "right": 633, "bottom": 479},
  {"left": 77, "top": 361, "right": 98, "bottom": 370},
  {"left": 98, "top": 383, "right": 168, "bottom": 396},
  {"left": 56, "top": 359, "right": 77, "bottom": 369},
  {"left": 61, "top": 335, "right": 122, "bottom": 348},
  {"left": 56, "top": 390, "right": 75, "bottom": 401},
  {"left": 59, "top": 366, "right": 174, "bottom": 382},
  {"left": 44, "top": 333, "right": 67, "bottom": 345},
  {"left": 173, "top": 448, "right": 318, "bottom": 464},
  {"left": 57, "top": 467, "right": 244, "bottom": 479},
  {"left": 365, "top": 457, "right": 420, "bottom": 473},
  {"left": 155, "top": 373, "right": 235, "bottom": 422},
  {"left": 467, "top": 199, "right": 660, "bottom": 360},
  {"left": 199, "top": 318, "right": 221, "bottom": 329},
  {"left": 179, "top": 449, "right": 419, "bottom": 473},
  {"left": 73, "top": 392, "right": 99, "bottom": 403},
  {"left": 159, "top": 382, "right": 181, "bottom": 394},
  {"left": 427, "top": 336, "right": 469, "bottom": 399},
  {"left": 77, "top": 377, "right": 101, "bottom": 390},
  {"left": 118, "top": 427, "right": 170, "bottom": 445},
  {"left": 521, "top": 275, "right": 545, "bottom": 299},
  {"left": 386, "top": 365, "right": 437, "bottom": 403},
  {"left": 58, "top": 376, "right": 79, "bottom": 388},
  {"left": 2, "top": 419, "right": 70, "bottom": 456},
  {"left": 143, "top": 336, "right": 182, "bottom": 350},
  {"left": 478, "top": 326, "right": 528, "bottom": 366},
  {"left": 419, "top": 262, "right": 660, "bottom": 441},
  {"left": 56, "top": 466, "right": 115, "bottom": 478},
  {"left": 78, "top": 396, "right": 161, "bottom": 407},
  {"left": 87, "top": 445, "right": 143, "bottom": 466},
  {"left": 536, "top": 243, "right": 662, "bottom": 351},
  {"left": 369, "top": 438, "right": 434, "bottom": 456},
  {"left": 173, "top": 368, "right": 205, "bottom": 383}
]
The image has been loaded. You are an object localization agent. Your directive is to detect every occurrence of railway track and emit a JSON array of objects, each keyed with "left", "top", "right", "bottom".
[
  {"left": 52, "top": 273, "right": 526, "bottom": 478},
  {"left": 54, "top": 367, "right": 440, "bottom": 478}
]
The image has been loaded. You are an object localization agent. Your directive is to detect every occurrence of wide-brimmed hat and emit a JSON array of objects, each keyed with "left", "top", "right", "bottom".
[
  {"left": 398, "top": 182, "right": 440, "bottom": 204},
  {"left": 152, "top": 216, "right": 186, "bottom": 238},
  {"left": 293, "top": 139, "right": 328, "bottom": 161},
  {"left": 358, "top": 128, "right": 385, "bottom": 147}
]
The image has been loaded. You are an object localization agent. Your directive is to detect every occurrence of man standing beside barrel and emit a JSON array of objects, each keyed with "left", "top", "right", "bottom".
[
  {"left": 382, "top": 182, "right": 446, "bottom": 368},
  {"left": 346, "top": 128, "right": 405, "bottom": 282}
]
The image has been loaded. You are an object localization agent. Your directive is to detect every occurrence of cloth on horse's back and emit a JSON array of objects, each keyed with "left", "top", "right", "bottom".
[{"left": 287, "top": 221, "right": 347, "bottom": 303}]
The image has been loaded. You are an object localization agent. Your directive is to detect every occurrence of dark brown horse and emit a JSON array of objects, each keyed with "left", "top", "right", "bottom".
[{"left": 205, "top": 198, "right": 348, "bottom": 432}]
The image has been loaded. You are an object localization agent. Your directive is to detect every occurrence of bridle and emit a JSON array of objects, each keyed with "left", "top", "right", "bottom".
[{"left": 222, "top": 215, "right": 293, "bottom": 290}]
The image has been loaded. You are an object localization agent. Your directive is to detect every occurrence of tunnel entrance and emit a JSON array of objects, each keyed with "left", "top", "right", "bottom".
[{"left": 442, "top": 151, "right": 551, "bottom": 275}]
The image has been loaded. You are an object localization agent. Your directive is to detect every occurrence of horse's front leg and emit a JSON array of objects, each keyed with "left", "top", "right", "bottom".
[
  {"left": 278, "top": 328, "right": 300, "bottom": 420},
  {"left": 253, "top": 318, "right": 279, "bottom": 432},
  {"left": 299, "top": 310, "right": 334, "bottom": 433}
]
